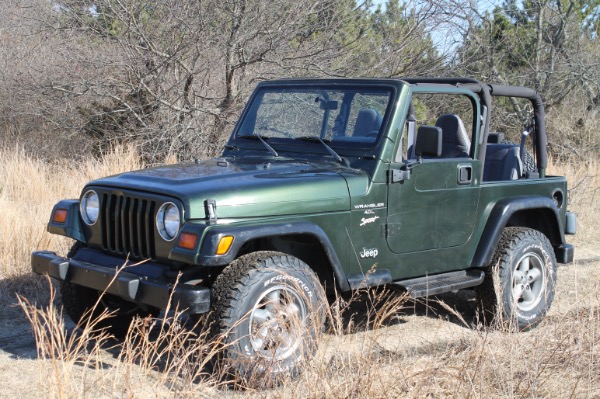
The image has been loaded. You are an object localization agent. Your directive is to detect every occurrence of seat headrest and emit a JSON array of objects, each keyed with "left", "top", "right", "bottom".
[
  {"left": 353, "top": 108, "right": 382, "bottom": 137},
  {"left": 435, "top": 114, "right": 470, "bottom": 157}
]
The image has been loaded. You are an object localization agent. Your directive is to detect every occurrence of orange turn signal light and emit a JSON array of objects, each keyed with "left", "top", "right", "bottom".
[
  {"left": 216, "top": 236, "right": 234, "bottom": 255},
  {"left": 52, "top": 209, "right": 68, "bottom": 224},
  {"left": 177, "top": 232, "right": 198, "bottom": 250}
]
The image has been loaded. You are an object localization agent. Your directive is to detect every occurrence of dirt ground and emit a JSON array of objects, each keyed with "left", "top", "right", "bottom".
[{"left": 1, "top": 249, "right": 598, "bottom": 398}]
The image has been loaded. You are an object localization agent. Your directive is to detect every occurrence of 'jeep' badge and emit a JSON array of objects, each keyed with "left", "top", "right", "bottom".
[{"left": 360, "top": 248, "right": 378, "bottom": 258}]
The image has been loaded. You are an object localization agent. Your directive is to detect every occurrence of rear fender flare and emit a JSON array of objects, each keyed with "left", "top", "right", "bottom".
[{"left": 471, "top": 196, "right": 564, "bottom": 267}]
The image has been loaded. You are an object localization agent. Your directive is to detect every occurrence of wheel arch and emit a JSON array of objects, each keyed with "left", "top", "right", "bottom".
[
  {"left": 471, "top": 196, "right": 565, "bottom": 267},
  {"left": 199, "top": 222, "right": 351, "bottom": 292}
]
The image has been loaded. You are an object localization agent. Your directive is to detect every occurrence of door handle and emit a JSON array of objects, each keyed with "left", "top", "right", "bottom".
[{"left": 458, "top": 164, "right": 472, "bottom": 185}]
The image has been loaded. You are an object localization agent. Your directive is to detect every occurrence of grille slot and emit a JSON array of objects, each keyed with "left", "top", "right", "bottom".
[{"left": 101, "top": 193, "right": 156, "bottom": 259}]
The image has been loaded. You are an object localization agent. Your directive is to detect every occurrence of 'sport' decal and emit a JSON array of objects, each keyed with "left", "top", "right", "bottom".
[{"left": 360, "top": 216, "right": 380, "bottom": 226}]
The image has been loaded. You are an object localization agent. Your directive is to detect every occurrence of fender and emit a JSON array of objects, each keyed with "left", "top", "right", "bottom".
[
  {"left": 170, "top": 221, "right": 351, "bottom": 291},
  {"left": 46, "top": 199, "right": 86, "bottom": 243},
  {"left": 471, "top": 196, "right": 564, "bottom": 267}
]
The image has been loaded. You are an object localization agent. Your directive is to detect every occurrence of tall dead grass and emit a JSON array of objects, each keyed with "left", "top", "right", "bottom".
[
  {"left": 548, "top": 158, "right": 600, "bottom": 249},
  {"left": 16, "top": 271, "right": 600, "bottom": 398},
  {"left": 265, "top": 268, "right": 600, "bottom": 398},
  {"left": 18, "top": 277, "right": 224, "bottom": 398},
  {"left": 0, "top": 144, "right": 145, "bottom": 304}
]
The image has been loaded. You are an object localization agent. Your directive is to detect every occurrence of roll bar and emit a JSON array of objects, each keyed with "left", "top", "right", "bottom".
[{"left": 402, "top": 78, "right": 547, "bottom": 178}]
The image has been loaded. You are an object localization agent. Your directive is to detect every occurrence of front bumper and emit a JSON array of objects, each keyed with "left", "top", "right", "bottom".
[{"left": 31, "top": 251, "right": 211, "bottom": 314}]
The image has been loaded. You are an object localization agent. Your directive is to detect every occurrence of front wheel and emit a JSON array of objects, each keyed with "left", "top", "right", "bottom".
[
  {"left": 210, "top": 251, "right": 326, "bottom": 387},
  {"left": 477, "top": 227, "right": 557, "bottom": 330}
]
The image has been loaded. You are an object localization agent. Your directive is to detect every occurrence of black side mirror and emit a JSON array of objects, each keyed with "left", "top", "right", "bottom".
[{"left": 415, "top": 126, "right": 442, "bottom": 157}]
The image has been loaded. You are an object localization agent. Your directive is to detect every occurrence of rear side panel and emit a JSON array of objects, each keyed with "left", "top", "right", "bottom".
[{"left": 470, "top": 176, "right": 569, "bottom": 265}]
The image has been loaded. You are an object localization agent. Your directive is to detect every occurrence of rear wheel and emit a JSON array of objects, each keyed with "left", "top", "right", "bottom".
[
  {"left": 477, "top": 227, "right": 557, "bottom": 330},
  {"left": 210, "top": 251, "right": 326, "bottom": 387}
]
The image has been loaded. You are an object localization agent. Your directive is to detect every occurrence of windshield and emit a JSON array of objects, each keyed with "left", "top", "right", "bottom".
[{"left": 236, "top": 86, "right": 393, "bottom": 146}]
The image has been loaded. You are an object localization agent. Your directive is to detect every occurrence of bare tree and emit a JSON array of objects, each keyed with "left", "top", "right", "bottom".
[
  {"left": 31, "top": 0, "right": 370, "bottom": 160},
  {"left": 435, "top": 0, "right": 600, "bottom": 158},
  {"left": 1, "top": 0, "right": 461, "bottom": 161},
  {"left": 14, "top": 0, "right": 448, "bottom": 161}
]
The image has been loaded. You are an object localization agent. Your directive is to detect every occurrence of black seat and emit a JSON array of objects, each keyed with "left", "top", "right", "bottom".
[
  {"left": 483, "top": 144, "right": 523, "bottom": 181},
  {"left": 435, "top": 114, "right": 470, "bottom": 157},
  {"left": 353, "top": 108, "right": 382, "bottom": 137}
]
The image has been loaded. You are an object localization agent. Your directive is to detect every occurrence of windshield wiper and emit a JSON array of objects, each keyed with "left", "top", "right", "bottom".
[
  {"left": 238, "top": 134, "right": 279, "bottom": 157},
  {"left": 296, "top": 136, "right": 344, "bottom": 164}
]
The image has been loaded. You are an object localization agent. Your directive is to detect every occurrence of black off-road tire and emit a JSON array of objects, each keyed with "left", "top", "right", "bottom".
[
  {"left": 522, "top": 150, "right": 536, "bottom": 173},
  {"left": 60, "top": 243, "right": 159, "bottom": 336},
  {"left": 477, "top": 227, "right": 557, "bottom": 330},
  {"left": 209, "top": 251, "right": 326, "bottom": 388}
]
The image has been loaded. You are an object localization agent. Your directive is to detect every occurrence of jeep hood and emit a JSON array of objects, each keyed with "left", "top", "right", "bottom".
[{"left": 86, "top": 158, "right": 369, "bottom": 219}]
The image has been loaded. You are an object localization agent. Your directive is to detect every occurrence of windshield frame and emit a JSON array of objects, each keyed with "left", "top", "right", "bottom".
[{"left": 228, "top": 80, "right": 401, "bottom": 158}]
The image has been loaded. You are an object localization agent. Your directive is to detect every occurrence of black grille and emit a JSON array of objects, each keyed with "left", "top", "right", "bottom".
[{"left": 101, "top": 193, "right": 156, "bottom": 259}]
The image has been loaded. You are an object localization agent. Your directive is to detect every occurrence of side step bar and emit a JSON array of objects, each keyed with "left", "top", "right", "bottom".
[{"left": 393, "top": 270, "right": 485, "bottom": 298}]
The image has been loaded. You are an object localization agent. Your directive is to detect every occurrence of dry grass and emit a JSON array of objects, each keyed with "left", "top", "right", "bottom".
[
  {"left": 0, "top": 144, "right": 145, "bottom": 305},
  {"left": 17, "top": 279, "right": 115, "bottom": 397},
  {"left": 18, "top": 278, "right": 225, "bottom": 398},
  {"left": 15, "top": 272, "right": 600, "bottom": 398},
  {"left": 548, "top": 159, "right": 600, "bottom": 250},
  {"left": 1, "top": 145, "right": 599, "bottom": 398}
]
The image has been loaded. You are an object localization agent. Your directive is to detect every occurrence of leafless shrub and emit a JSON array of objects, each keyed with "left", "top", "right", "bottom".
[{"left": 0, "top": 0, "right": 455, "bottom": 162}]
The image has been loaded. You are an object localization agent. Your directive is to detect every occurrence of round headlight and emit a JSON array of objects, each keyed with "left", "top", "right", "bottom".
[
  {"left": 80, "top": 190, "right": 100, "bottom": 225},
  {"left": 156, "top": 202, "right": 180, "bottom": 241}
]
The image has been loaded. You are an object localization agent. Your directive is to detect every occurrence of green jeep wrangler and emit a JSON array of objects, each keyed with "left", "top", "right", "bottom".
[{"left": 32, "top": 77, "right": 576, "bottom": 384}]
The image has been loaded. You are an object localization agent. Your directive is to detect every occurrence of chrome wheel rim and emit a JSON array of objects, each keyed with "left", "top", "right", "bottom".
[
  {"left": 512, "top": 252, "right": 546, "bottom": 312},
  {"left": 249, "top": 285, "right": 307, "bottom": 361}
]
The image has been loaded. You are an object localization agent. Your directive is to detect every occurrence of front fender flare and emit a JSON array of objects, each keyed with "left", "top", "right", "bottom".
[{"left": 170, "top": 221, "right": 350, "bottom": 291}]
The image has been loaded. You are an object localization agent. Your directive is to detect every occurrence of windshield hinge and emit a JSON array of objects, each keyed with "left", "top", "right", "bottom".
[{"left": 388, "top": 169, "right": 411, "bottom": 183}]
